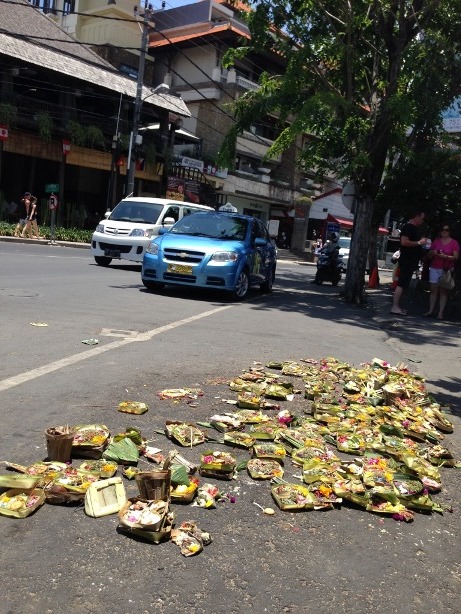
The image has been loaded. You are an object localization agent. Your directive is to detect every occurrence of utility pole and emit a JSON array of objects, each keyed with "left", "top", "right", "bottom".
[{"left": 126, "top": 3, "right": 153, "bottom": 197}]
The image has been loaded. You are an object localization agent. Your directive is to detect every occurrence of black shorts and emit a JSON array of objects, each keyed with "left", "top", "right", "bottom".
[{"left": 398, "top": 259, "right": 418, "bottom": 288}]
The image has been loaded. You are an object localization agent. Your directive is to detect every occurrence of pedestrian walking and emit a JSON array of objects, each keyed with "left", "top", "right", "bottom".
[
  {"left": 21, "top": 193, "right": 41, "bottom": 239},
  {"left": 422, "top": 225, "right": 459, "bottom": 320},
  {"left": 391, "top": 211, "right": 427, "bottom": 315},
  {"left": 14, "top": 193, "right": 30, "bottom": 237}
]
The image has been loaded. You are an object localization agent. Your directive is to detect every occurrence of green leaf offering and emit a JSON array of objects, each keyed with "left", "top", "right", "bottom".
[
  {"left": 170, "top": 464, "right": 191, "bottom": 487},
  {"left": 103, "top": 438, "right": 139, "bottom": 464}
]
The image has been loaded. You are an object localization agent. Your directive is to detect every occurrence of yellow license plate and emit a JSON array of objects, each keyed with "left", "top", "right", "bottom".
[{"left": 168, "top": 263, "right": 193, "bottom": 275}]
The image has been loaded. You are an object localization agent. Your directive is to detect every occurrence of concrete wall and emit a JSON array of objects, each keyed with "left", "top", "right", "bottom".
[{"left": 173, "top": 45, "right": 217, "bottom": 86}]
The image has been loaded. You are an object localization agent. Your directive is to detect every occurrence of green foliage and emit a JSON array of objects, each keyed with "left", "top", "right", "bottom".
[
  {"left": 0, "top": 103, "right": 17, "bottom": 127},
  {"left": 66, "top": 121, "right": 107, "bottom": 150},
  {"left": 119, "top": 133, "right": 130, "bottom": 150},
  {"left": 67, "top": 120, "right": 86, "bottom": 147},
  {"left": 85, "top": 125, "right": 106, "bottom": 150},
  {"left": 0, "top": 222, "right": 91, "bottom": 243},
  {"left": 36, "top": 111, "right": 53, "bottom": 141}
]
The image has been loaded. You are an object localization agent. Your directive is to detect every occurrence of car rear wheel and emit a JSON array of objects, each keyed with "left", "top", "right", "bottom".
[
  {"left": 232, "top": 269, "right": 250, "bottom": 300},
  {"left": 260, "top": 267, "right": 275, "bottom": 293},
  {"left": 143, "top": 280, "right": 165, "bottom": 291},
  {"left": 94, "top": 256, "right": 112, "bottom": 267}
]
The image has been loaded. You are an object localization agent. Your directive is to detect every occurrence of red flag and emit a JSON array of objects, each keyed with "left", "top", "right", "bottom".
[{"left": 0, "top": 124, "right": 8, "bottom": 141}]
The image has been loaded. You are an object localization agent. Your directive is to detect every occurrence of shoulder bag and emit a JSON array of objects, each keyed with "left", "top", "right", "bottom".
[{"left": 438, "top": 268, "right": 455, "bottom": 291}]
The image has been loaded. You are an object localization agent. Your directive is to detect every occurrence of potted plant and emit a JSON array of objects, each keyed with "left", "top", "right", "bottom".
[{"left": 36, "top": 111, "right": 53, "bottom": 140}]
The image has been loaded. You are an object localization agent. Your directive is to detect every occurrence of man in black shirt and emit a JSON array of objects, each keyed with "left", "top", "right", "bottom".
[{"left": 391, "top": 211, "right": 427, "bottom": 315}]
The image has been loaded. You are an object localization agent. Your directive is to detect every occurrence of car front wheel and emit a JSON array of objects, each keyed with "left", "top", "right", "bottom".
[
  {"left": 232, "top": 269, "right": 250, "bottom": 300},
  {"left": 94, "top": 256, "right": 112, "bottom": 267},
  {"left": 143, "top": 280, "right": 165, "bottom": 291}
]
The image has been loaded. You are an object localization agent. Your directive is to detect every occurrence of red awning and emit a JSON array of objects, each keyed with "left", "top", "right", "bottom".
[{"left": 327, "top": 214, "right": 388, "bottom": 235}]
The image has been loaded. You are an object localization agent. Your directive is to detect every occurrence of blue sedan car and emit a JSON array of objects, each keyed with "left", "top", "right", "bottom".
[{"left": 141, "top": 211, "right": 277, "bottom": 300}]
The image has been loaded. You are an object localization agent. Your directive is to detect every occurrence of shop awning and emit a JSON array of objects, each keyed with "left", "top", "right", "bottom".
[{"left": 327, "top": 215, "right": 389, "bottom": 235}]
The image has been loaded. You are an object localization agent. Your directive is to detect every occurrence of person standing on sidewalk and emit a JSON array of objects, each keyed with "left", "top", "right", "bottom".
[
  {"left": 422, "top": 225, "right": 459, "bottom": 320},
  {"left": 14, "top": 193, "right": 30, "bottom": 237},
  {"left": 391, "top": 211, "right": 427, "bottom": 315}
]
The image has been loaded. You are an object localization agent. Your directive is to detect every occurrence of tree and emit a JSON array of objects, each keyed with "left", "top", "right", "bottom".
[{"left": 218, "top": 0, "right": 461, "bottom": 304}]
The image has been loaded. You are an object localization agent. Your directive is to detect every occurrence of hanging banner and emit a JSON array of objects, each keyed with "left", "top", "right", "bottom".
[
  {"left": 0, "top": 124, "right": 8, "bottom": 141},
  {"left": 62, "top": 140, "right": 71, "bottom": 155}
]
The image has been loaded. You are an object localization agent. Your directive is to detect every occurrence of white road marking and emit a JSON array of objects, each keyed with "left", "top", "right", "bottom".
[
  {"left": 99, "top": 328, "right": 140, "bottom": 338},
  {"left": 0, "top": 305, "right": 232, "bottom": 392}
]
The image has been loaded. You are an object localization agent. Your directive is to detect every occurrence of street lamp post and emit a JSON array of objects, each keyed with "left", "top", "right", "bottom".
[{"left": 125, "top": 4, "right": 153, "bottom": 197}]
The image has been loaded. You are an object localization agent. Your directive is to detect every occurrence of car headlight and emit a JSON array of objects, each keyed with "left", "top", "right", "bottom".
[
  {"left": 211, "top": 251, "right": 238, "bottom": 262},
  {"left": 96, "top": 224, "right": 105, "bottom": 233},
  {"left": 146, "top": 242, "right": 159, "bottom": 255},
  {"left": 130, "top": 228, "right": 148, "bottom": 237}
]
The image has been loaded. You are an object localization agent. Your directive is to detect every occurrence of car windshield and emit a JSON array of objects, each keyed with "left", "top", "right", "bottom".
[
  {"left": 109, "top": 201, "right": 164, "bottom": 224},
  {"left": 338, "top": 237, "right": 351, "bottom": 249},
  {"left": 169, "top": 213, "right": 249, "bottom": 240}
]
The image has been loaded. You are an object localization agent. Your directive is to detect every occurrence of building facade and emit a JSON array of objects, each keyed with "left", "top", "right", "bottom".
[{"left": 0, "top": 0, "right": 191, "bottom": 228}]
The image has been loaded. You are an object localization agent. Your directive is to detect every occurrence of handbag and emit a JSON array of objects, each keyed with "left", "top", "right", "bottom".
[{"left": 438, "top": 269, "right": 455, "bottom": 291}]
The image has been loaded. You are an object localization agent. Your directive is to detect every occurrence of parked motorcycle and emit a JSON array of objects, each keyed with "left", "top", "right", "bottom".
[{"left": 313, "top": 234, "right": 343, "bottom": 286}]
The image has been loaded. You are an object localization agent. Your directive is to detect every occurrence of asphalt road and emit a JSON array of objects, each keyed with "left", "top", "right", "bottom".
[{"left": 0, "top": 241, "right": 459, "bottom": 614}]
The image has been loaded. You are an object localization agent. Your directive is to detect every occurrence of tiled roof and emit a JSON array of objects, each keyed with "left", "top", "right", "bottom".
[{"left": 0, "top": 0, "right": 190, "bottom": 117}]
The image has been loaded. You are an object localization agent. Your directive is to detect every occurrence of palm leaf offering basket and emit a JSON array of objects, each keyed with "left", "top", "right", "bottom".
[
  {"left": 45, "top": 426, "right": 75, "bottom": 463},
  {"left": 135, "top": 470, "right": 171, "bottom": 502},
  {"left": 71, "top": 424, "right": 110, "bottom": 459},
  {"left": 0, "top": 488, "right": 45, "bottom": 518}
]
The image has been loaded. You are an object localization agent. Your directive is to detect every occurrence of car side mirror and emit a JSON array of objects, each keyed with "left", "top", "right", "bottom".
[
  {"left": 104, "top": 211, "right": 110, "bottom": 219},
  {"left": 163, "top": 216, "right": 176, "bottom": 226}
]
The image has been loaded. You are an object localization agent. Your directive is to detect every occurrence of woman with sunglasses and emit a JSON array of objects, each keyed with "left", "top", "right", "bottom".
[{"left": 423, "top": 225, "right": 459, "bottom": 319}]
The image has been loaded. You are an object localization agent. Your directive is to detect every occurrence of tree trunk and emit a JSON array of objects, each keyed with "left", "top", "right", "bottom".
[{"left": 343, "top": 193, "right": 374, "bottom": 304}]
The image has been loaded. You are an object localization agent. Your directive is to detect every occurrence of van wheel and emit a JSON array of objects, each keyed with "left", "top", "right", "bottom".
[
  {"left": 260, "top": 267, "right": 275, "bottom": 293},
  {"left": 94, "top": 256, "right": 112, "bottom": 267},
  {"left": 143, "top": 280, "right": 165, "bottom": 291},
  {"left": 232, "top": 269, "right": 250, "bottom": 300}
]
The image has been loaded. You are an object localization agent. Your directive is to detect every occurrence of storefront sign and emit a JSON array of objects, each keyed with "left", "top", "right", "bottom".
[
  {"left": 62, "top": 140, "right": 71, "bottom": 155},
  {"left": 268, "top": 219, "right": 280, "bottom": 237},
  {"left": 0, "top": 124, "right": 8, "bottom": 141},
  {"left": 181, "top": 157, "right": 204, "bottom": 171}
]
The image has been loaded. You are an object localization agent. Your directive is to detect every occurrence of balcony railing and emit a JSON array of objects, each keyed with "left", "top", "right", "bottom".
[{"left": 236, "top": 76, "right": 260, "bottom": 91}]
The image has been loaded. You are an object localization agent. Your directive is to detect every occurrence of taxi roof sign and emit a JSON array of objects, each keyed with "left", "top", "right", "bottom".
[{"left": 219, "top": 203, "right": 238, "bottom": 213}]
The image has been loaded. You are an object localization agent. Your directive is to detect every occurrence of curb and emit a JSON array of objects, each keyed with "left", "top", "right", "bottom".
[{"left": 0, "top": 236, "right": 90, "bottom": 250}]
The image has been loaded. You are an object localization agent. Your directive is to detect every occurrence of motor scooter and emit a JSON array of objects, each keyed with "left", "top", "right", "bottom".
[{"left": 313, "top": 246, "right": 343, "bottom": 286}]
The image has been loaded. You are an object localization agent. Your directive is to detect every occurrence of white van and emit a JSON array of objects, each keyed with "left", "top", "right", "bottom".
[
  {"left": 338, "top": 236, "right": 351, "bottom": 270},
  {"left": 90, "top": 197, "right": 214, "bottom": 266}
]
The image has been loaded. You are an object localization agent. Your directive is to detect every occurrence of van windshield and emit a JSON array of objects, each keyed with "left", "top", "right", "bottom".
[
  {"left": 338, "top": 237, "right": 351, "bottom": 249},
  {"left": 109, "top": 201, "right": 164, "bottom": 224}
]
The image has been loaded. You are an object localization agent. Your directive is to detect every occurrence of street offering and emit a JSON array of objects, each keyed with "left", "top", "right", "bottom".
[{"left": 0, "top": 357, "right": 458, "bottom": 556}]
